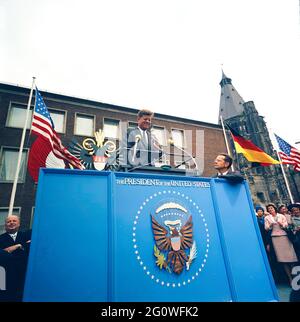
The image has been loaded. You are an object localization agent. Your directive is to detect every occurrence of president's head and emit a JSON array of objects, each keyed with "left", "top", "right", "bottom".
[{"left": 137, "top": 109, "right": 154, "bottom": 131}]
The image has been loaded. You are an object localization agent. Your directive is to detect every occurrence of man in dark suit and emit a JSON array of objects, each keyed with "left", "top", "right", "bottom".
[
  {"left": 0, "top": 215, "right": 31, "bottom": 301},
  {"left": 124, "top": 109, "right": 162, "bottom": 167},
  {"left": 213, "top": 153, "right": 244, "bottom": 183}
]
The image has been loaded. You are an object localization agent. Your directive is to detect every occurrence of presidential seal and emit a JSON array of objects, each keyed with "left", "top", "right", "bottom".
[{"left": 151, "top": 202, "right": 197, "bottom": 275}]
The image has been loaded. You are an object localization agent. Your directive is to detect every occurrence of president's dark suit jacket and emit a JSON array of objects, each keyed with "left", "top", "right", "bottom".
[{"left": 123, "top": 127, "right": 162, "bottom": 167}]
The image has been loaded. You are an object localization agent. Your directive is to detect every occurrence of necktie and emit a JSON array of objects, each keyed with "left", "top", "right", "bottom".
[{"left": 143, "top": 131, "right": 148, "bottom": 145}]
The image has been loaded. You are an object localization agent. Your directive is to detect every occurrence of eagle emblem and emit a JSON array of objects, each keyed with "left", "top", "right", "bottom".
[
  {"left": 151, "top": 202, "right": 197, "bottom": 275},
  {"left": 69, "top": 130, "right": 119, "bottom": 170}
]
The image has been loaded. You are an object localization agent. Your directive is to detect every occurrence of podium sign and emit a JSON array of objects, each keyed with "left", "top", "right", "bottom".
[{"left": 24, "top": 169, "right": 278, "bottom": 302}]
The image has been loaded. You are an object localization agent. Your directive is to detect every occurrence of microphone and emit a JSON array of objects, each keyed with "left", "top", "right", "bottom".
[
  {"left": 132, "top": 134, "right": 142, "bottom": 163},
  {"left": 135, "top": 134, "right": 142, "bottom": 144}
]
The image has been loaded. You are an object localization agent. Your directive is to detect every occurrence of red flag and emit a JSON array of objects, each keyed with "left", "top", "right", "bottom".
[
  {"left": 228, "top": 126, "right": 280, "bottom": 166},
  {"left": 28, "top": 88, "right": 84, "bottom": 182},
  {"left": 28, "top": 136, "right": 67, "bottom": 182}
]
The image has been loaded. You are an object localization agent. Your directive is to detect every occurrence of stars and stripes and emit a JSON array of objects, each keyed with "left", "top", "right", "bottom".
[
  {"left": 275, "top": 134, "right": 300, "bottom": 172},
  {"left": 28, "top": 87, "right": 84, "bottom": 182}
]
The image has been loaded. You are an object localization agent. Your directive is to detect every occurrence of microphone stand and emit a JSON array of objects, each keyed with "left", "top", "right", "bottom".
[
  {"left": 131, "top": 135, "right": 141, "bottom": 163},
  {"left": 169, "top": 141, "right": 199, "bottom": 173},
  {"left": 174, "top": 157, "right": 193, "bottom": 169}
]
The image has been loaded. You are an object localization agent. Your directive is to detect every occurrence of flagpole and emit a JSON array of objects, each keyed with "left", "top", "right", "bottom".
[
  {"left": 220, "top": 116, "right": 235, "bottom": 171},
  {"left": 8, "top": 77, "right": 36, "bottom": 216},
  {"left": 276, "top": 149, "right": 294, "bottom": 203}
]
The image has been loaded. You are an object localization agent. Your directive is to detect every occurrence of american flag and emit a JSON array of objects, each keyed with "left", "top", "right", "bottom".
[
  {"left": 30, "top": 87, "right": 84, "bottom": 171},
  {"left": 275, "top": 134, "right": 300, "bottom": 172}
]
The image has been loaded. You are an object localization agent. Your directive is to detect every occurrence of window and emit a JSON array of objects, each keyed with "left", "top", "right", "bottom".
[
  {"left": 128, "top": 122, "right": 137, "bottom": 130},
  {"left": 171, "top": 129, "right": 184, "bottom": 148},
  {"left": 0, "top": 148, "right": 28, "bottom": 182},
  {"left": 152, "top": 126, "right": 166, "bottom": 146},
  {"left": 103, "top": 119, "right": 120, "bottom": 139},
  {"left": 6, "top": 104, "right": 33, "bottom": 129},
  {"left": 257, "top": 192, "right": 266, "bottom": 203},
  {"left": 49, "top": 110, "right": 66, "bottom": 133},
  {"left": 75, "top": 114, "right": 94, "bottom": 136},
  {"left": 0, "top": 208, "right": 21, "bottom": 234}
]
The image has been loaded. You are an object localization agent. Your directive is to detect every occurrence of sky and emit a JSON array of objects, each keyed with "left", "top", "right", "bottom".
[{"left": 1, "top": 0, "right": 300, "bottom": 149}]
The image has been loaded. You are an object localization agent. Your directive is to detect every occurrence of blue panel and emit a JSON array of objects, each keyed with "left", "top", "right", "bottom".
[
  {"left": 24, "top": 169, "right": 110, "bottom": 302},
  {"left": 113, "top": 173, "right": 232, "bottom": 301},
  {"left": 211, "top": 178, "right": 278, "bottom": 302},
  {"left": 24, "top": 169, "right": 278, "bottom": 302}
]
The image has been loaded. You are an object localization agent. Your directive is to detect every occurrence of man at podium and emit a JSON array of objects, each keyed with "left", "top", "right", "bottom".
[{"left": 124, "top": 109, "right": 162, "bottom": 167}]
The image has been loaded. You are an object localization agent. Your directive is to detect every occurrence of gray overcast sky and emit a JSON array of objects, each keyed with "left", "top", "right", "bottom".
[{"left": 1, "top": 0, "right": 299, "bottom": 149}]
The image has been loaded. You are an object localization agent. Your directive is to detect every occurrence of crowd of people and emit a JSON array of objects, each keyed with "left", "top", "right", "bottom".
[{"left": 255, "top": 203, "right": 300, "bottom": 290}]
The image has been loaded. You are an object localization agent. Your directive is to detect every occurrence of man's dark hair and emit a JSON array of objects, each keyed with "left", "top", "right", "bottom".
[
  {"left": 219, "top": 153, "right": 233, "bottom": 168},
  {"left": 278, "top": 204, "right": 287, "bottom": 212},
  {"left": 137, "top": 109, "right": 154, "bottom": 118}
]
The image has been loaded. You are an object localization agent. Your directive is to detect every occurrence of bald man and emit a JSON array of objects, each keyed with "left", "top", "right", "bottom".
[
  {"left": 0, "top": 215, "right": 31, "bottom": 254},
  {"left": 0, "top": 215, "right": 31, "bottom": 301}
]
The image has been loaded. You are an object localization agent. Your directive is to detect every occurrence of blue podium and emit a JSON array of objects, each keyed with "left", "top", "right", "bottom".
[{"left": 23, "top": 169, "right": 278, "bottom": 302}]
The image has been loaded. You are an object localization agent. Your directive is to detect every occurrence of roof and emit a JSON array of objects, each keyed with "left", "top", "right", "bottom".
[{"left": 218, "top": 71, "right": 244, "bottom": 122}]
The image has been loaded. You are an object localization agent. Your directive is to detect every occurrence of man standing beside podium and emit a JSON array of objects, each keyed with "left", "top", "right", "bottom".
[
  {"left": 125, "top": 109, "right": 162, "bottom": 167},
  {"left": 214, "top": 153, "right": 244, "bottom": 183}
]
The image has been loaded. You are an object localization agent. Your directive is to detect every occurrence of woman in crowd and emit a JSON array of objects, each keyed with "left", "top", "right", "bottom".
[
  {"left": 278, "top": 204, "right": 292, "bottom": 226},
  {"left": 288, "top": 203, "right": 300, "bottom": 262},
  {"left": 264, "top": 203, "right": 298, "bottom": 284},
  {"left": 255, "top": 206, "right": 270, "bottom": 250}
]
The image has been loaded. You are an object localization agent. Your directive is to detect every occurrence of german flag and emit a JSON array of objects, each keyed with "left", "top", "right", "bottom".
[{"left": 227, "top": 126, "right": 280, "bottom": 166}]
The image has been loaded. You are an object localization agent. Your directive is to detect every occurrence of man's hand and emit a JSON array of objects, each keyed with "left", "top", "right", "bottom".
[{"left": 4, "top": 244, "right": 23, "bottom": 253}]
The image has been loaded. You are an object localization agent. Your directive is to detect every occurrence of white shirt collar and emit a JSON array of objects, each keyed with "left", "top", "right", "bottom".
[
  {"left": 218, "top": 170, "right": 229, "bottom": 176},
  {"left": 9, "top": 232, "right": 18, "bottom": 241}
]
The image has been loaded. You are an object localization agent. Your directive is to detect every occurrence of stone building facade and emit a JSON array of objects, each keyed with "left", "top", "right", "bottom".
[{"left": 219, "top": 72, "right": 300, "bottom": 206}]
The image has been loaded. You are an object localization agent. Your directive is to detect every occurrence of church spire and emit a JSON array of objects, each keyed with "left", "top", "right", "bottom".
[{"left": 218, "top": 70, "right": 244, "bottom": 122}]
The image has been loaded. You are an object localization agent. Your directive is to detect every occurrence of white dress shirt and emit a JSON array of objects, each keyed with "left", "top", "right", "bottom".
[{"left": 9, "top": 232, "right": 18, "bottom": 242}]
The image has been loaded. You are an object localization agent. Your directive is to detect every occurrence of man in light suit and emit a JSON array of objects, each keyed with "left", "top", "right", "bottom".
[
  {"left": 125, "top": 109, "right": 162, "bottom": 167},
  {"left": 213, "top": 153, "right": 244, "bottom": 183}
]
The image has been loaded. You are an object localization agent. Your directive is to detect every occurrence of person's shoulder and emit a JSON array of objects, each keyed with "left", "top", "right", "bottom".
[
  {"left": 0, "top": 232, "right": 9, "bottom": 240},
  {"left": 228, "top": 169, "right": 242, "bottom": 175},
  {"left": 18, "top": 229, "right": 32, "bottom": 240},
  {"left": 278, "top": 213, "right": 286, "bottom": 219},
  {"left": 127, "top": 127, "right": 139, "bottom": 138},
  {"left": 219, "top": 170, "right": 244, "bottom": 183},
  {"left": 0, "top": 233, "right": 10, "bottom": 249}
]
